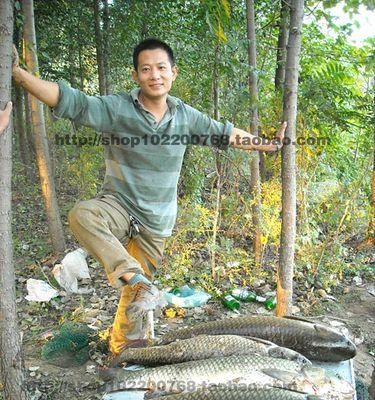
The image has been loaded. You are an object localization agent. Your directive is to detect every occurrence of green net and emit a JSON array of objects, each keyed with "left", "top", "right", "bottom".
[{"left": 41, "top": 322, "right": 97, "bottom": 367}]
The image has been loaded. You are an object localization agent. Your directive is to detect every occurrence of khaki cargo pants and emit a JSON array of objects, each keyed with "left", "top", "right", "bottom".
[{"left": 68, "top": 195, "right": 165, "bottom": 355}]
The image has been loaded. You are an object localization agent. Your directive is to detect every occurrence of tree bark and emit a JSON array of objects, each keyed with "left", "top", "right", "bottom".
[
  {"left": 23, "top": 89, "right": 34, "bottom": 154},
  {"left": 102, "top": 0, "right": 112, "bottom": 94},
  {"left": 371, "top": 122, "right": 375, "bottom": 240},
  {"left": 22, "top": 0, "right": 66, "bottom": 255},
  {"left": 275, "top": 0, "right": 289, "bottom": 91},
  {"left": 246, "top": 0, "right": 262, "bottom": 266},
  {"left": 93, "top": 0, "right": 107, "bottom": 95},
  {"left": 0, "top": 1, "right": 28, "bottom": 398},
  {"left": 276, "top": 0, "right": 304, "bottom": 317},
  {"left": 14, "top": 85, "right": 29, "bottom": 165},
  {"left": 211, "top": 44, "right": 221, "bottom": 282}
]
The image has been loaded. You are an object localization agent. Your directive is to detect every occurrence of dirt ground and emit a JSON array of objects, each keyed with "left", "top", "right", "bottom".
[{"left": 5, "top": 257, "right": 372, "bottom": 400}]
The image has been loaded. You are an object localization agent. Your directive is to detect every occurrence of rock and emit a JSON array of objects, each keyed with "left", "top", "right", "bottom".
[
  {"left": 86, "top": 365, "right": 96, "bottom": 374},
  {"left": 329, "top": 320, "right": 345, "bottom": 327},
  {"left": 353, "top": 276, "right": 362, "bottom": 286},
  {"left": 251, "top": 278, "right": 265, "bottom": 288},
  {"left": 291, "top": 305, "right": 301, "bottom": 314},
  {"left": 354, "top": 335, "right": 364, "bottom": 345},
  {"left": 260, "top": 284, "right": 271, "bottom": 294}
]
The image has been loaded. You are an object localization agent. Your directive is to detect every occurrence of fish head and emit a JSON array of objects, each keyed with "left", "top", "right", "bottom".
[
  {"left": 311, "top": 324, "right": 357, "bottom": 361},
  {"left": 268, "top": 346, "right": 312, "bottom": 366}
]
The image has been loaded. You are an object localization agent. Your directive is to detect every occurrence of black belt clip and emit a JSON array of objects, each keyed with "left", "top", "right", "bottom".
[{"left": 129, "top": 215, "right": 141, "bottom": 238}]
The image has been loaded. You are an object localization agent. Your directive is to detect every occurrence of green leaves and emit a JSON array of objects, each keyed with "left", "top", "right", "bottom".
[{"left": 203, "top": 0, "right": 231, "bottom": 42}]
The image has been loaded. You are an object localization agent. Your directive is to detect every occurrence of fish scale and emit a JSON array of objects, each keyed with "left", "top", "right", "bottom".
[
  {"left": 110, "top": 334, "right": 310, "bottom": 367},
  {"left": 160, "top": 387, "right": 321, "bottom": 400},
  {"left": 159, "top": 315, "right": 356, "bottom": 362}
]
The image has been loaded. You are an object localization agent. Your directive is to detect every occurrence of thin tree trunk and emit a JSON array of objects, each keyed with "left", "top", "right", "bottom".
[
  {"left": 23, "top": 0, "right": 66, "bottom": 255},
  {"left": 0, "top": 1, "right": 28, "bottom": 398},
  {"left": 23, "top": 89, "right": 34, "bottom": 154},
  {"left": 102, "top": 0, "right": 112, "bottom": 94},
  {"left": 211, "top": 45, "right": 221, "bottom": 282},
  {"left": 277, "top": 0, "right": 304, "bottom": 317},
  {"left": 93, "top": 0, "right": 107, "bottom": 95},
  {"left": 14, "top": 85, "right": 28, "bottom": 165},
  {"left": 246, "top": 0, "right": 262, "bottom": 266},
  {"left": 371, "top": 124, "right": 375, "bottom": 240},
  {"left": 13, "top": 14, "right": 29, "bottom": 165},
  {"left": 275, "top": 0, "right": 289, "bottom": 91}
]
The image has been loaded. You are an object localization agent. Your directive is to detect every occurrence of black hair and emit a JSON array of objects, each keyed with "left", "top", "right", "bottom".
[{"left": 133, "top": 38, "right": 175, "bottom": 71}]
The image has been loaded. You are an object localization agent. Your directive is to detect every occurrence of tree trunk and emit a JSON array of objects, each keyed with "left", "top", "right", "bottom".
[
  {"left": 210, "top": 44, "right": 221, "bottom": 282},
  {"left": 93, "top": 0, "right": 107, "bottom": 95},
  {"left": 14, "top": 85, "right": 29, "bottom": 165},
  {"left": 0, "top": 1, "right": 28, "bottom": 399},
  {"left": 102, "top": 0, "right": 112, "bottom": 94},
  {"left": 277, "top": 0, "right": 304, "bottom": 317},
  {"left": 275, "top": 0, "right": 289, "bottom": 91},
  {"left": 371, "top": 124, "right": 375, "bottom": 240},
  {"left": 22, "top": 0, "right": 66, "bottom": 255},
  {"left": 23, "top": 89, "right": 34, "bottom": 154},
  {"left": 13, "top": 14, "right": 29, "bottom": 165},
  {"left": 246, "top": 0, "right": 262, "bottom": 266}
]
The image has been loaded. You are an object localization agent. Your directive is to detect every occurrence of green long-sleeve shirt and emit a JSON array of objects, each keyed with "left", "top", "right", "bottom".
[{"left": 53, "top": 81, "right": 233, "bottom": 236}]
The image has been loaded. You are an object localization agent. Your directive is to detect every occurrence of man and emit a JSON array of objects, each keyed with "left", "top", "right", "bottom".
[
  {"left": 0, "top": 102, "right": 12, "bottom": 135},
  {"left": 13, "top": 38, "right": 286, "bottom": 355}
]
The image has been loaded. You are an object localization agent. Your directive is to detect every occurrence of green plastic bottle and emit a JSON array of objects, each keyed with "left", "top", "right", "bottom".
[
  {"left": 231, "top": 288, "right": 266, "bottom": 303},
  {"left": 264, "top": 296, "right": 277, "bottom": 310},
  {"left": 222, "top": 294, "right": 240, "bottom": 311}
]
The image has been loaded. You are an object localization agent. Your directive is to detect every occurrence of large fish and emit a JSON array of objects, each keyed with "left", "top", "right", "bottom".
[
  {"left": 160, "top": 316, "right": 356, "bottom": 362},
  {"left": 159, "top": 387, "right": 322, "bottom": 399},
  {"left": 102, "top": 354, "right": 354, "bottom": 399},
  {"left": 110, "top": 334, "right": 311, "bottom": 367}
]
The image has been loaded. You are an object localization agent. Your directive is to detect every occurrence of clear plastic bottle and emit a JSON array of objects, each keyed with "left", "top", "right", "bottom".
[{"left": 231, "top": 288, "right": 266, "bottom": 303}]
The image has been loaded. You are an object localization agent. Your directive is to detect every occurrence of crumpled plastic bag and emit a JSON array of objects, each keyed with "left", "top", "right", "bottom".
[
  {"left": 164, "top": 285, "right": 211, "bottom": 308},
  {"left": 52, "top": 248, "right": 90, "bottom": 294},
  {"left": 25, "top": 278, "right": 59, "bottom": 302}
]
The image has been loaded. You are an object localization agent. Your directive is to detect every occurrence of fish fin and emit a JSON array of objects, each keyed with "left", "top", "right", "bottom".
[
  {"left": 261, "top": 368, "right": 299, "bottom": 384},
  {"left": 243, "top": 336, "right": 277, "bottom": 346},
  {"left": 282, "top": 316, "right": 315, "bottom": 324}
]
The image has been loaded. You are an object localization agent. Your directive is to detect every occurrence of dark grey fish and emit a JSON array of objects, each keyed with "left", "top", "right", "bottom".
[
  {"left": 110, "top": 335, "right": 311, "bottom": 367},
  {"left": 160, "top": 315, "right": 356, "bottom": 362}
]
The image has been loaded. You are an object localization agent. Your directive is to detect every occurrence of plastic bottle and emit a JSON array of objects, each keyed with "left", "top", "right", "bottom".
[
  {"left": 222, "top": 294, "right": 240, "bottom": 311},
  {"left": 264, "top": 296, "right": 277, "bottom": 310},
  {"left": 231, "top": 288, "right": 266, "bottom": 303},
  {"left": 165, "top": 285, "right": 211, "bottom": 308}
]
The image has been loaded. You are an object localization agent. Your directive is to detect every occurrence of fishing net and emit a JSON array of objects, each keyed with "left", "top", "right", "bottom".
[{"left": 41, "top": 322, "right": 97, "bottom": 367}]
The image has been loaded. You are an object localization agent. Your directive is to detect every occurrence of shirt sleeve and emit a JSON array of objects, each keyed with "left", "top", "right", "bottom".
[
  {"left": 184, "top": 104, "right": 233, "bottom": 150},
  {"left": 52, "top": 80, "right": 120, "bottom": 132}
]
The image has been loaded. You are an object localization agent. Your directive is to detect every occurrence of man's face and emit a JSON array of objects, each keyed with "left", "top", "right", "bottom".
[{"left": 132, "top": 48, "right": 177, "bottom": 100}]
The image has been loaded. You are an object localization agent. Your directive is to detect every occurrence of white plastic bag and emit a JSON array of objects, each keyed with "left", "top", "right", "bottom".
[
  {"left": 52, "top": 248, "right": 90, "bottom": 294},
  {"left": 25, "top": 278, "right": 59, "bottom": 302}
]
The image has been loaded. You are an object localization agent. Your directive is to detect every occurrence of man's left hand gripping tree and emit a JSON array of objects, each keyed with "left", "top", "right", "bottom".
[{"left": 0, "top": 101, "right": 12, "bottom": 135}]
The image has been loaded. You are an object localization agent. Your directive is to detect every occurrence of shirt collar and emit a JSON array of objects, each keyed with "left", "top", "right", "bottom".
[{"left": 130, "top": 87, "right": 179, "bottom": 111}]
